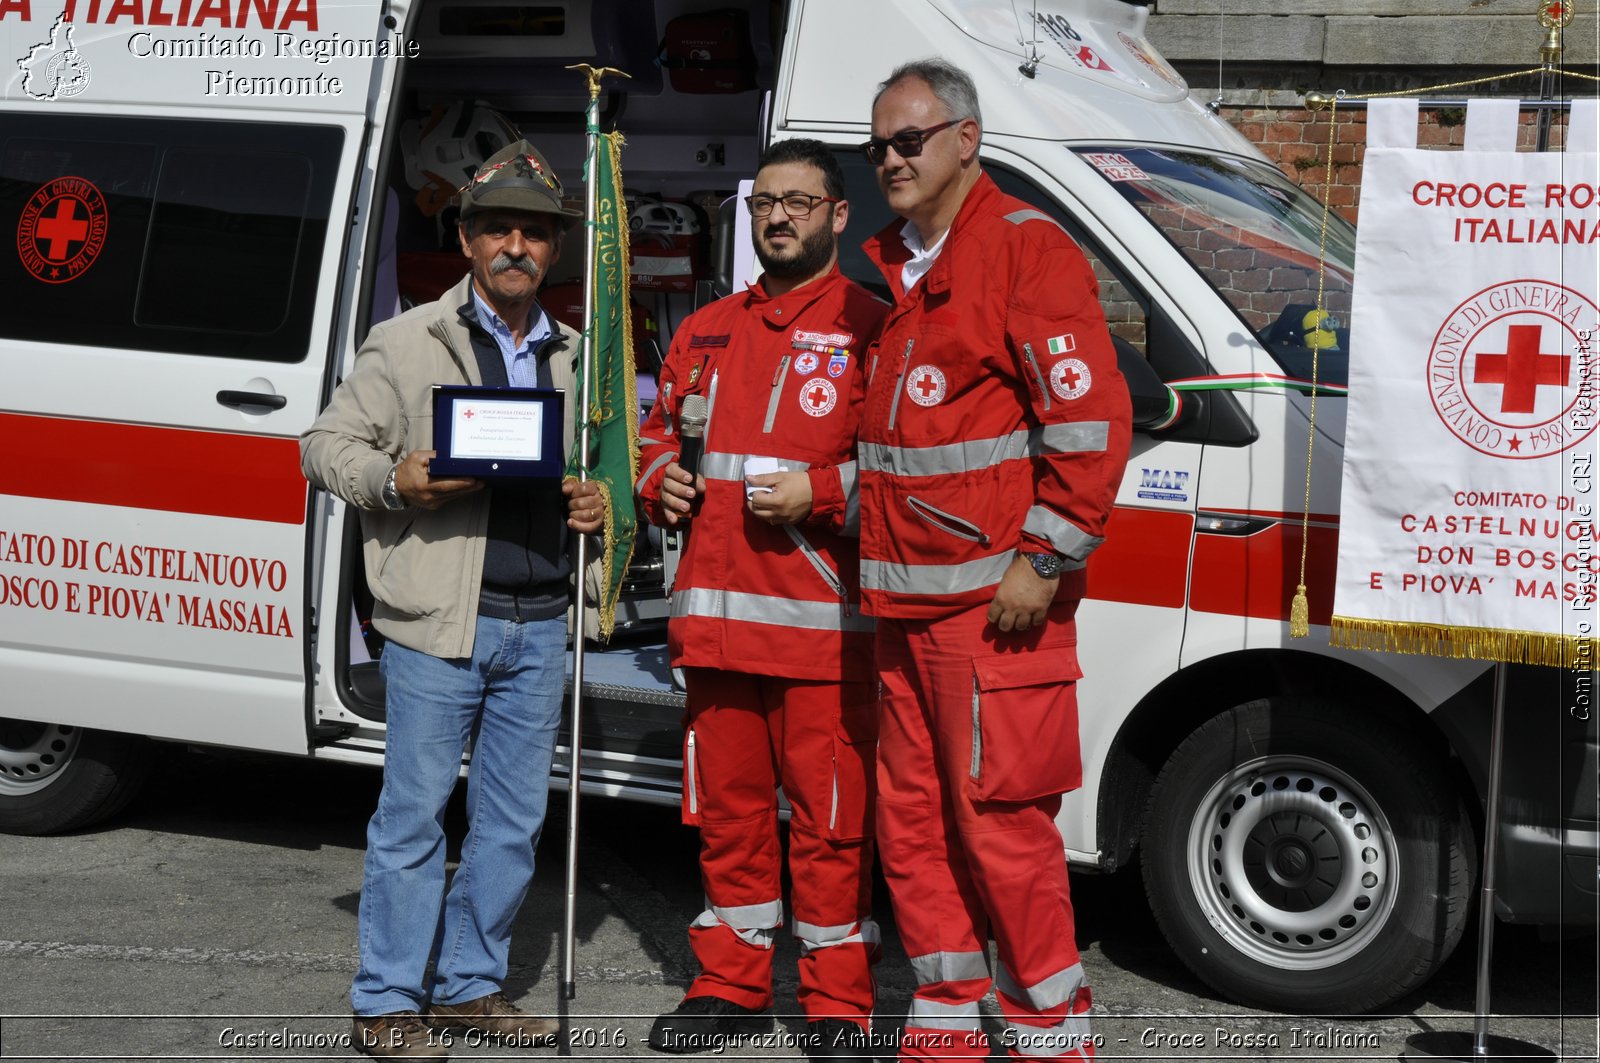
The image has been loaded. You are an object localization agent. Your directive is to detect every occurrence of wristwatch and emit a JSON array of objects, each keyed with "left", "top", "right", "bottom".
[
  {"left": 1023, "top": 550, "right": 1065, "bottom": 579},
  {"left": 380, "top": 464, "right": 405, "bottom": 511}
]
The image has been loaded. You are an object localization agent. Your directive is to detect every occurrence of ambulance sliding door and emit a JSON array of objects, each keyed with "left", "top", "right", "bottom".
[{"left": 0, "top": 112, "right": 356, "bottom": 754}]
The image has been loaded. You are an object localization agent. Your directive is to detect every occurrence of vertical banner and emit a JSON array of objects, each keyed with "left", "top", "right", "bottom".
[
  {"left": 568, "top": 130, "right": 639, "bottom": 640},
  {"left": 1332, "top": 99, "right": 1599, "bottom": 665}
]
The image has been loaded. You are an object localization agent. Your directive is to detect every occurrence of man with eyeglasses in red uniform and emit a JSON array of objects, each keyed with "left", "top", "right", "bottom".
[
  {"left": 638, "top": 138, "right": 888, "bottom": 1059},
  {"left": 855, "top": 60, "right": 1132, "bottom": 1062}
]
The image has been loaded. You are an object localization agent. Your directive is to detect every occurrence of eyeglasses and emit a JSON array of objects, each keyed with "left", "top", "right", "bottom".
[
  {"left": 744, "top": 193, "right": 841, "bottom": 219},
  {"left": 858, "top": 118, "right": 963, "bottom": 166}
]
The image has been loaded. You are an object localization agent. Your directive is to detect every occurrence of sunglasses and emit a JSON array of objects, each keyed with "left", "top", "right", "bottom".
[
  {"left": 743, "top": 193, "right": 841, "bottom": 219},
  {"left": 858, "top": 118, "right": 964, "bottom": 166}
]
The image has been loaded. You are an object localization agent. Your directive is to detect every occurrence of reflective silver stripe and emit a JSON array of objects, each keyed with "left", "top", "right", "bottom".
[
  {"left": 1038, "top": 420, "right": 1109, "bottom": 453},
  {"left": 705, "top": 897, "right": 783, "bottom": 928},
  {"left": 909, "top": 949, "right": 991, "bottom": 986},
  {"left": 794, "top": 917, "right": 881, "bottom": 953},
  {"left": 636, "top": 451, "right": 676, "bottom": 494},
  {"left": 691, "top": 897, "right": 782, "bottom": 949},
  {"left": 685, "top": 729, "right": 698, "bottom": 815},
  {"left": 1022, "top": 507, "right": 1104, "bottom": 561},
  {"left": 906, "top": 998, "right": 982, "bottom": 1031},
  {"left": 670, "top": 587, "right": 876, "bottom": 633},
  {"left": 861, "top": 553, "right": 1012, "bottom": 597},
  {"left": 858, "top": 422, "right": 1106, "bottom": 478},
  {"left": 996, "top": 961, "right": 1087, "bottom": 1012},
  {"left": 1004, "top": 1015, "right": 1094, "bottom": 1058},
  {"left": 860, "top": 428, "right": 1032, "bottom": 477},
  {"left": 1004, "top": 208, "right": 1067, "bottom": 234},
  {"left": 639, "top": 434, "right": 671, "bottom": 447},
  {"left": 701, "top": 451, "right": 813, "bottom": 482}
]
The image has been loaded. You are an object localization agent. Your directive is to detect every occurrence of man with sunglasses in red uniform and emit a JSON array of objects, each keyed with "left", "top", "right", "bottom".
[
  {"left": 855, "top": 60, "right": 1132, "bottom": 1061},
  {"left": 638, "top": 138, "right": 888, "bottom": 1059}
]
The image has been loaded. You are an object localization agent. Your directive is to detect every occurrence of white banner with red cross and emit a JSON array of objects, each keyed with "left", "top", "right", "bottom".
[{"left": 1331, "top": 97, "right": 1600, "bottom": 666}]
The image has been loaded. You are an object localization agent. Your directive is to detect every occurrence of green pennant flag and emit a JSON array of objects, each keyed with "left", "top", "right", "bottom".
[{"left": 567, "top": 130, "right": 638, "bottom": 641}]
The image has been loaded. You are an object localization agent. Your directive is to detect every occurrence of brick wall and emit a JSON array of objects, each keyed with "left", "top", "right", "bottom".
[{"left": 1223, "top": 106, "right": 1574, "bottom": 226}]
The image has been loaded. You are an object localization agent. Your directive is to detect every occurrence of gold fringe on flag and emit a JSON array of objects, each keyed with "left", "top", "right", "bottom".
[{"left": 1330, "top": 616, "right": 1598, "bottom": 669}]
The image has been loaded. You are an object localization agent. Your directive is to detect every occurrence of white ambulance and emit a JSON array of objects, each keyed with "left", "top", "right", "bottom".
[{"left": 1, "top": 0, "right": 1592, "bottom": 1016}]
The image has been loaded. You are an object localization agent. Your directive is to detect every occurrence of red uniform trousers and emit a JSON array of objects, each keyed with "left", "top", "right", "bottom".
[
  {"left": 875, "top": 603, "right": 1093, "bottom": 1061},
  {"left": 681, "top": 668, "right": 880, "bottom": 1025}
]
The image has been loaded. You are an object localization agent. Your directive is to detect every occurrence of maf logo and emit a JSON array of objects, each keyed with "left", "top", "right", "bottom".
[{"left": 1137, "top": 467, "right": 1190, "bottom": 502}]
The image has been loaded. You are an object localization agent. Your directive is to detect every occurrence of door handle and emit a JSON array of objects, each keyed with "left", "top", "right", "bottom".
[{"left": 217, "top": 390, "right": 288, "bottom": 411}]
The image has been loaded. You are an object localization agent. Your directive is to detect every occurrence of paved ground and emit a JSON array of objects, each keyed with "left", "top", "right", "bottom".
[{"left": 0, "top": 746, "right": 1594, "bottom": 1061}]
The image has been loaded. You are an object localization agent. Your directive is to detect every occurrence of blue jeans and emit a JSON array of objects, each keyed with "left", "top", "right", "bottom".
[{"left": 351, "top": 613, "right": 566, "bottom": 1016}]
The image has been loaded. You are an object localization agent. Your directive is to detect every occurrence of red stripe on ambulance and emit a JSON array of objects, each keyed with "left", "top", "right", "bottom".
[{"left": 0, "top": 412, "right": 306, "bottom": 524}]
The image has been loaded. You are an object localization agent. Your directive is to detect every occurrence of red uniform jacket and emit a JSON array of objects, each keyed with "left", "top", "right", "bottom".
[
  {"left": 858, "top": 173, "right": 1133, "bottom": 619},
  {"left": 637, "top": 267, "right": 889, "bottom": 680}
]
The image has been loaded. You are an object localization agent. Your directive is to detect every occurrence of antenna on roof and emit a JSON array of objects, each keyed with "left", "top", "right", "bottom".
[{"left": 1018, "top": 0, "right": 1041, "bottom": 78}]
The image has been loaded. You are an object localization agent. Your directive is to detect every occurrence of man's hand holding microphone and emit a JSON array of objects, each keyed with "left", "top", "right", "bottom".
[{"left": 658, "top": 394, "right": 707, "bottom": 526}]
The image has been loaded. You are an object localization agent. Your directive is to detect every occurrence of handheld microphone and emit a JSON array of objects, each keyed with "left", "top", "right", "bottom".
[{"left": 677, "top": 394, "right": 708, "bottom": 481}]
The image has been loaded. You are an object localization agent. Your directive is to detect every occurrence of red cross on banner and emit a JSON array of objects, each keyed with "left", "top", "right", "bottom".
[{"left": 1473, "top": 324, "right": 1571, "bottom": 413}]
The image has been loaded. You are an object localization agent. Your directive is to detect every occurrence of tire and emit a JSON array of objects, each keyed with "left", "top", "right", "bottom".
[
  {"left": 0, "top": 719, "right": 151, "bottom": 835},
  {"left": 1142, "top": 696, "right": 1474, "bottom": 1014}
]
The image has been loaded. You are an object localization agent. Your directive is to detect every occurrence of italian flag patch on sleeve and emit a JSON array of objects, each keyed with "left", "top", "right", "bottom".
[{"left": 1047, "top": 334, "right": 1076, "bottom": 355}]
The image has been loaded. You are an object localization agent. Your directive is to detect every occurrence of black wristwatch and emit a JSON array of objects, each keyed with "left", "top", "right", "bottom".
[{"left": 1023, "top": 550, "right": 1065, "bottom": 579}]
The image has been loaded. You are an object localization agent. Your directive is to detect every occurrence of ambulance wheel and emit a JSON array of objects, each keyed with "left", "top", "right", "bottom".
[
  {"left": 1142, "top": 696, "right": 1473, "bottom": 1013},
  {"left": 0, "top": 720, "right": 150, "bottom": 835}
]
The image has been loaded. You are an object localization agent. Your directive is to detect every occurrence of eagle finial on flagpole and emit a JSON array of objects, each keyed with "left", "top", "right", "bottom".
[{"left": 566, "top": 63, "right": 630, "bottom": 101}]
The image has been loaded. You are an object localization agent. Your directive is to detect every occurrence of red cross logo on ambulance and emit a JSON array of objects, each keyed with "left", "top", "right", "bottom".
[
  {"left": 17, "top": 177, "right": 108, "bottom": 284},
  {"left": 907, "top": 365, "right": 946, "bottom": 407},
  {"left": 1427, "top": 280, "right": 1598, "bottom": 459},
  {"left": 800, "top": 377, "right": 837, "bottom": 417}
]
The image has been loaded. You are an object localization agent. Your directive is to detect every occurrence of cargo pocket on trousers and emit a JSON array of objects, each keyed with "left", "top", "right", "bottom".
[
  {"left": 968, "top": 650, "right": 1083, "bottom": 803},
  {"left": 682, "top": 726, "right": 704, "bottom": 827},
  {"left": 828, "top": 697, "right": 879, "bottom": 842}
]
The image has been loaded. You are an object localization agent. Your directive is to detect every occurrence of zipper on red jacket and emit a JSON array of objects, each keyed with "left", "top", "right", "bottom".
[
  {"left": 886, "top": 339, "right": 915, "bottom": 432},
  {"left": 1022, "top": 342, "right": 1052, "bottom": 412},
  {"left": 783, "top": 524, "right": 852, "bottom": 617},
  {"left": 763, "top": 356, "right": 791, "bottom": 433}
]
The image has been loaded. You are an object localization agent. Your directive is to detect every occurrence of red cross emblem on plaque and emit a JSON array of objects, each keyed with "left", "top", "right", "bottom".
[
  {"left": 1473, "top": 324, "right": 1570, "bottom": 414},
  {"left": 800, "top": 377, "right": 837, "bottom": 417},
  {"left": 906, "top": 365, "right": 946, "bottom": 407}
]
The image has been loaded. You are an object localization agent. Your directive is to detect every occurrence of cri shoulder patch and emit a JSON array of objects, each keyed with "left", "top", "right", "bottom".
[
  {"left": 1049, "top": 358, "right": 1091, "bottom": 401},
  {"left": 906, "top": 365, "right": 947, "bottom": 407}
]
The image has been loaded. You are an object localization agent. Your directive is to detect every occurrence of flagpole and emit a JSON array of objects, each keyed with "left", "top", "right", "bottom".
[{"left": 562, "top": 62, "right": 627, "bottom": 1001}]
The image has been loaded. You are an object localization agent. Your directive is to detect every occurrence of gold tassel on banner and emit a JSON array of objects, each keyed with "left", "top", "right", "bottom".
[
  {"left": 1330, "top": 616, "right": 1599, "bottom": 669},
  {"left": 1289, "top": 583, "right": 1310, "bottom": 638}
]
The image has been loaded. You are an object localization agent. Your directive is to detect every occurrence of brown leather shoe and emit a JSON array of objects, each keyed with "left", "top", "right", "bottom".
[
  {"left": 426, "top": 991, "right": 559, "bottom": 1046},
  {"left": 351, "top": 1012, "right": 449, "bottom": 1059}
]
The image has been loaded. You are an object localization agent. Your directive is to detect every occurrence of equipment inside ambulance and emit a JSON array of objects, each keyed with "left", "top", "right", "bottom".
[{"left": 0, "top": 0, "right": 1590, "bottom": 1021}]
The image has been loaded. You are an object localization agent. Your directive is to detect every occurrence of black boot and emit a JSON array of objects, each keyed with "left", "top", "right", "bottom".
[
  {"left": 648, "top": 996, "right": 772, "bottom": 1054},
  {"left": 804, "top": 1019, "right": 872, "bottom": 1059}
]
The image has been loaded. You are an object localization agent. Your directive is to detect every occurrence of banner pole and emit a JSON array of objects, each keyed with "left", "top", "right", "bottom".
[
  {"left": 1471, "top": 662, "right": 1510, "bottom": 1058},
  {"left": 560, "top": 63, "right": 608, "bottom": 1001}
]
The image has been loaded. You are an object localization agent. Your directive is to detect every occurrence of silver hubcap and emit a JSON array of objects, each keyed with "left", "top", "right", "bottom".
[
  {"left": 0, "top": 719, "right": 81, "bottom": 796},
  {"left": 1186, "top": 753, "right": 1397, "bottom": 970}
]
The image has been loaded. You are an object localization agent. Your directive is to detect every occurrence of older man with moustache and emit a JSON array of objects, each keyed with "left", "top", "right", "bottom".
[{"left": 303, "top": 138, "right": 606, "bottom": 1059}]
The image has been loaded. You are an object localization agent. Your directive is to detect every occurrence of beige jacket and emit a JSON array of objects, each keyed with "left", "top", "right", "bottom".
[{"left": 301, "top": 274, "right": 599, "bottom": 658}]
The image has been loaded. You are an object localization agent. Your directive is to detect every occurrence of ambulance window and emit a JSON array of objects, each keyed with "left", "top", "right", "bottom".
[
  {"left": 830, "top": 151, "right": 1150, "bottom": 357},
  {"left": 0, "top": 115, "right": 340, "bottom": 363}
]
